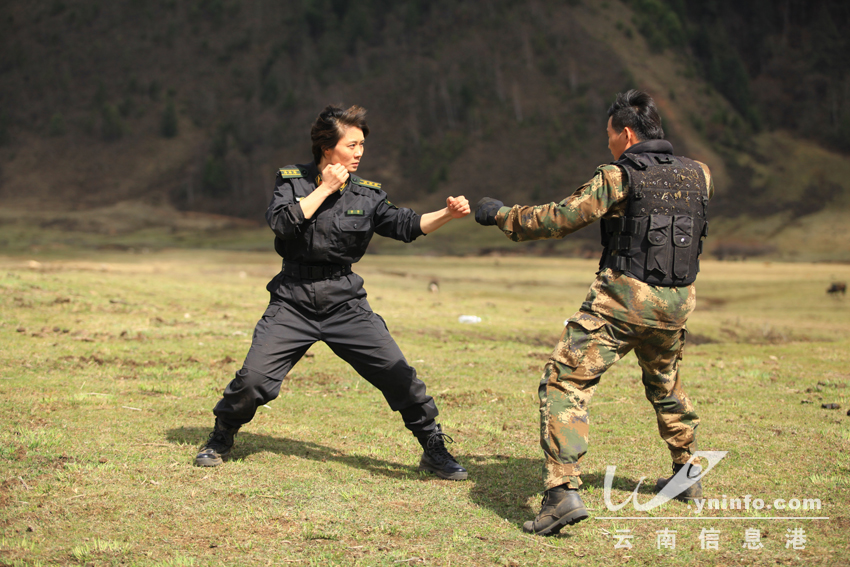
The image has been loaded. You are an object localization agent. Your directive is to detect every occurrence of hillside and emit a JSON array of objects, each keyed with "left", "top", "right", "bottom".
[{"left": 1, "top": 0, "right": 849, "bottom": 261}]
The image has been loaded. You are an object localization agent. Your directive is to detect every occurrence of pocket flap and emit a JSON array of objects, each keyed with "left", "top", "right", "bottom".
[
  {"left": 568, "top": 311, "right": 607, "bottom": 332},
  {"left": 339, "top": 217, "right": 370, "bottom": 232},
  {"left": 673, "top": 216, "right": 694, "bottom": 248},
  {"left": 648, "top": 214, "right": 672, "bottom": 246}
]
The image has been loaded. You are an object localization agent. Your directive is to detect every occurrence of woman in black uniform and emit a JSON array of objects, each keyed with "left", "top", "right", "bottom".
[{"left": 195, "top": 105, "right": 471, "bottom": 480}]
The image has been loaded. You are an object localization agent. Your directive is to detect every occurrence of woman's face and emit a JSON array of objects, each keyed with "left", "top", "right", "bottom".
[{"left": 323, "top": 126, "right": 365, "bottom": 172}]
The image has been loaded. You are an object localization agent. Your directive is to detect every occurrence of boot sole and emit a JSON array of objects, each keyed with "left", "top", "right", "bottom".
[
  {"left": 523, "top": 508, "right": 589, "bottom": 536},
  {"left": 417, "top": 464, "right": 468, "bottom": 481}
]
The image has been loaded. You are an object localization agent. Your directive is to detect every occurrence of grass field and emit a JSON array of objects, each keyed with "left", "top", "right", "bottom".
[{"left": 1, "top": 251, "right": 849, "bottom": 566}]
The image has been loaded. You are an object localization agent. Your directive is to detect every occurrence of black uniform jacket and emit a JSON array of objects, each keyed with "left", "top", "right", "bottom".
[
  {"left": 266, "top": 162, "right": 424, "bottom": 265},
  {"left": 264, "top": 162, "right": 425, "bottom": 313}
]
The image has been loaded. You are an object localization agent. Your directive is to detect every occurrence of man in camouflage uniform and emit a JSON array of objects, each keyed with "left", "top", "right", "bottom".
[{"left": 475, "top": 90, "right": 714, "bottom": 536}]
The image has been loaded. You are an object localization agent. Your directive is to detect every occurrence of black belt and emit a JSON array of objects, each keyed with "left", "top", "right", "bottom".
[{"left": 282, "top": 261, "right": 352, "bottom": 281}]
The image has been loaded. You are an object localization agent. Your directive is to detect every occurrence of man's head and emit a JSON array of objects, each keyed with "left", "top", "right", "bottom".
[
  {"left": 606, "top": 90, "right": 664, "bottom": 159},
  {"left": 311, "top": 105, "right": 370, "bottom": 166}
]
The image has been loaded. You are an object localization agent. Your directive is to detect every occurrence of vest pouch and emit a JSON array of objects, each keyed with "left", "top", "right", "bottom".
[
  {"left": 646, "top": 214, "right": 672, "bottom": 276},
  {"left": 672, "top": 216, "right": 694, "bottom": 280}
]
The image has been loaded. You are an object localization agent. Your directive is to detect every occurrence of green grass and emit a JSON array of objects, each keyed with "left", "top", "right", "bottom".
[
  {"left": 0, "top": 205, "right": 597, "bottom": 258},
  {"left": 1, "top": 251, "right": 849, "bottom": 566}
]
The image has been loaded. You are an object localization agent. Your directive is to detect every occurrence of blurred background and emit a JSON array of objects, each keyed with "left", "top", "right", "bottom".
[{"left": 1, "top": 0, "right": 849, "bottom": 260}]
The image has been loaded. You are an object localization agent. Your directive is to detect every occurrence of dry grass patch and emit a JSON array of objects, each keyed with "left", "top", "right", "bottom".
[{"left": 1, "top": 252, "right": 849, "bottom": 566}]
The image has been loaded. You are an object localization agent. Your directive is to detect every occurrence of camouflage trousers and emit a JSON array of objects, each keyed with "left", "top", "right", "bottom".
[{"left": 539, "top": 310, "right": 699, "bottom": 490}]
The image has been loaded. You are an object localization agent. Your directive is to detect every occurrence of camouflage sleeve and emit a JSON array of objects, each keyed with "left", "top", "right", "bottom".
[
  {"left": 695, "top": 161, "right": 715, "bottom": 200},
  {"left": 495, "top": 165, "right": 628, "bottom": 242}
]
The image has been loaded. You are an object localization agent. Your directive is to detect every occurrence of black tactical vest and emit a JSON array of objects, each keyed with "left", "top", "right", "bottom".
[{"left": 599, "top": 151, "right": 709, "bottom": 286}]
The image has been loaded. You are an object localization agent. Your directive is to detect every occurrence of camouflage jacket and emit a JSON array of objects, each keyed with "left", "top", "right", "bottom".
[{"left": 495, "top": 156, "right": 714, "bottom": 330}]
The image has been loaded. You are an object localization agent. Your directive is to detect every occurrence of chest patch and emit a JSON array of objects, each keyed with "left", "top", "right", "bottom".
[{"left": 345, "top": 209, "right": 365, "bottom": 216}]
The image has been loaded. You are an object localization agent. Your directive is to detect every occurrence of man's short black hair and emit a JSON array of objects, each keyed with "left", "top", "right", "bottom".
[{"left": 607, "top": 90, "right": 664, "bottom": 141}]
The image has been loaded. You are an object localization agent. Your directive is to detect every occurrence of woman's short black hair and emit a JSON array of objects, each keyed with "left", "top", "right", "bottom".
[
  {"left": 607, "top": 90, "right": 664, "bottom": 141},
  {"left": 311, "top": 105, "right": 370, "bottom": 164}
]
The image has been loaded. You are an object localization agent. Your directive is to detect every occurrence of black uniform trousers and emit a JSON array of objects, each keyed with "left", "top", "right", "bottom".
[{"left": 213, "top": 273, "right": 439, "bottom": 434}]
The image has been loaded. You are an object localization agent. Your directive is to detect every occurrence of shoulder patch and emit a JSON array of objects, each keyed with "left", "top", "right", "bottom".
[
  {"left": 351, "top": 175, "right": 381, "bottom": 189},
  {"left": 278, "top": 166, "right": 305, "bottom": 179},
  {"left": 359, "top": 179, "right": 381, "bottom": 189}
]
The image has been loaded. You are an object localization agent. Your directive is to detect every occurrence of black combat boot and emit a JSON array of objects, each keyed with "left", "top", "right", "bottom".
[
  {"left": 195, "top": 419, "right": 240, "bottom": 467},
  {"left": 655, "top": 462, "right": 703, "bottom": 502},
  {"left": 523, "top": 485, "right": 589, "bottom": 536},
  {"left": 415, "top": 425, "right": 468, "bottom": 481}
]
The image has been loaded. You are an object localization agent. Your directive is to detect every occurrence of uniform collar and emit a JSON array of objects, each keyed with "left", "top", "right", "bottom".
[
  {"left": 315, "top": 174, "right": 348, "bottom": 192},
  {"left": 311, "top": 162, "right": 348, "bottom": 192},
  {"left": 623, "top": 139, "right": 674, "bottom": 155}
]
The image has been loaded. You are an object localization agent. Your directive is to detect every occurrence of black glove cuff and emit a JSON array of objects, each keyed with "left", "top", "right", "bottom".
[{"left": 475, "top": 198, "right": 504, "bottom": 226}]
